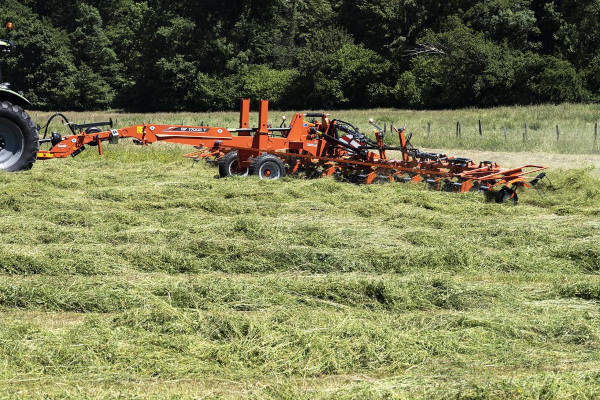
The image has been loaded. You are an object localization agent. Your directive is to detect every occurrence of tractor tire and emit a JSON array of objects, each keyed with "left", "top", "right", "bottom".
[
  {"left": 218, "top": 151, "right": 248, "bottom": 177},
  {"left": 249, "top": 154, "right": 286, "bottom": 180},
  {"left": 495, "top": 187, "right": 518, "bottom": 204},
  {"left": 0, "top": 101, "right": 39, "bottom": 172}
]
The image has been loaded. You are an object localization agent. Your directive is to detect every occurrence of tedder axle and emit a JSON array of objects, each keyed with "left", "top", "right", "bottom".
[{"left": 36, "top": 99, "right": 548, "bottom": 204}]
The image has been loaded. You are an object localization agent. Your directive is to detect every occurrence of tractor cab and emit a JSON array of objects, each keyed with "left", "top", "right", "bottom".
[{"left": 0, "top": 21, "right": 29, "bottom": 106}]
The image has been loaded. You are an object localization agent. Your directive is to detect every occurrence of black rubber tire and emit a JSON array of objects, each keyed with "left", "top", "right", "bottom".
[
  {"left": 0, "top": 101, "right": 39, "bottom": 172},
  {"left": 218, "top": 151, "right": 248, "bottom": 177},
  {"left": 495, "top": 187, "right": 518, "bottom": 204},
  {"left": 305, "top": 167, "right": 324, "bottom": 179},
  {"left": 468, "top": 181, "right": 481, "bottom": 192},
  {"left": 85, "top": 127, "right": 102, "bottom": 146},
  {"left": 442, "top": 181, "right": 456, "bottom": 192},
  {"left": 249, "top": 154, "right": 286, "bottom": 180}
]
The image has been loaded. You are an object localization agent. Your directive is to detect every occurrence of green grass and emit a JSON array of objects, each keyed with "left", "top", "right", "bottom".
[{"left": 2, "top": 105, "right": 600, "bottom": 398}]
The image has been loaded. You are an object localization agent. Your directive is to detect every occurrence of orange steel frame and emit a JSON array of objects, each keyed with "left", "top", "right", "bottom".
[{"left": 37, "top": 99, "right": 547, "bottom": 197}]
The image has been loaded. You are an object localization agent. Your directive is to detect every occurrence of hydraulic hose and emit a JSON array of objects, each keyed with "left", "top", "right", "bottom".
[
  {"left": 314, "top": 128, "right": 367, "bottom": 158},
  {"left": 42, "top": 113, "right": 76, "bottom": 139}
]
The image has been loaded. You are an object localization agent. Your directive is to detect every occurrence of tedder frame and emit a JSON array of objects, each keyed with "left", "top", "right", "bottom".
[{"left": 34, "top": 99, "right": 548, "bottom": 204}]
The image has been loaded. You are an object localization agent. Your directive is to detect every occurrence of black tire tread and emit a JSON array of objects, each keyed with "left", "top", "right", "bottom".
[
  {"left": 218, "top": 151, "right": 239, "bottom": 177},
  {"left": 249, "top": 154, "right": 286, "bottom": 179},
  {"left": 495, "top": 187, "right": 518, "bottom": 204},
  {"left": 0, "top": 101, "right": 39, "bottom": 172}
]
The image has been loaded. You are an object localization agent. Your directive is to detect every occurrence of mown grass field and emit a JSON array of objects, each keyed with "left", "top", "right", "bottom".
[{"left": 1, "top": 104, "right": 600, "bottom": 398}]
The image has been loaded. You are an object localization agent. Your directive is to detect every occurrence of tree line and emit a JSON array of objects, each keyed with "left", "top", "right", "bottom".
[{"left": 1, "top": 0, "right": 599, "bottom": 111}]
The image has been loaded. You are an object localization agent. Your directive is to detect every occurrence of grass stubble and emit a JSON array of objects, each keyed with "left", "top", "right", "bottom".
[{"left": 1, "top": 106, "right": 600, "bottom": 399}]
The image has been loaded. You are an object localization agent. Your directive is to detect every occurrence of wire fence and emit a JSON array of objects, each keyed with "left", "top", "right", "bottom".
[{"left": 379, "top": 120, "right": 599, "bottom": 154}]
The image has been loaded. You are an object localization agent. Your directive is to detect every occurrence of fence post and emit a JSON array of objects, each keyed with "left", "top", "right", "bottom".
[
  {"left": 427, "top": 122, "right": 430, "bottom": 139},
  {"left": 504, "top": 126, "right": 507, "bottom": 141},
  {"left": 523, "top": 123, "right": 528, "bottom": 141},
  {"left": 384, "top": 123, "right": 387, "bottom": 135},
  {"left": 478, "top": 119, "right": 483, "bottom": 136},
  {"left": 456, "top": 121, "right": 462, "bottom": 138},
  {"left": 595, "top": 123, "right": 598, "bottom": 151},
  {"left": 556, "top": 125, "right": 560, "bottom": 142}
]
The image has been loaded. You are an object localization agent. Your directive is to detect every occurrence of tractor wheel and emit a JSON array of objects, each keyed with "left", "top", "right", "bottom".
[
  {"left": 218, "top": 151, "right": 248, "bottom": 177},
  {"left": 0, "top": 101, "right": 39, "bottom": 172},
  {"left": 495, "top": 187, "right": 518, "bottom": 204},
  {"left": 249, "top": 154, "right": 286, "bottom": 180}
]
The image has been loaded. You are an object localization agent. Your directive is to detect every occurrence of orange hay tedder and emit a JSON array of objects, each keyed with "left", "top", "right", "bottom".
[{"left": 34, "top": 99, "right": 547, "bottom": 203}]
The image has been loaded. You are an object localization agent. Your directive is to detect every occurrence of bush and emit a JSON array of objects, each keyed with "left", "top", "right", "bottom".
[
  {"left": 237, "top": 65, "right": 300, "bottom": 109},
  {"left": 526, "top": 56, "right": 589, "bottom": 103}
]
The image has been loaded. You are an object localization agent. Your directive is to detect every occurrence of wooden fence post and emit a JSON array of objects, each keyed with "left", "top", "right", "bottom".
[
  {"left": 523, "top": 123, "right": 528, "bottom": 141},
  {"left": 595, "top": 123, "right": 598, "bottom": 151},
  {"left": 556, "top": 125, "right": 560, "bottom": 142},
  {"left": 384, "top": 123, "right": 387, "bottom": 135},
  {"left": 478, "top": 119, "right": 483, "bottom": 136},
  {"left": 504, "top": 126, "right": 507, "bottom": 141},
  {"left": 427, "top": 122, "right": 430, "bottom": 139},
  {"left": 456, "top": 121, "right": 461, "bottom": 138}
]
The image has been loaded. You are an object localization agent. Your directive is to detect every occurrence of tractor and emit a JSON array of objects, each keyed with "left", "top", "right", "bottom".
[{"left": 0, "top": 21, "right": 39, "bottom": 172}]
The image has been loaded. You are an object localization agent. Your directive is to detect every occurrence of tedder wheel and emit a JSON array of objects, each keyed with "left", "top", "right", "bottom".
[
  {"left": 218, "top": 151, "right": 249, "bottom": 177},
  {"left": 495, "top": 187, "right": 518, "bottom": 204},
  {"left": 0, "top": 101, "right": 39, "bottom": 172},
  {"left": 442, "top": 181, "right": 456, "bottom": 192},
  {"left": 469, "top": 181, "right": 481, "bottom": 192},
  {"left": 249, "top": 154, "right": 286, "bottom": 180},
  {"left": 85, "top": 127, "right": 102, "bottom": 146}
]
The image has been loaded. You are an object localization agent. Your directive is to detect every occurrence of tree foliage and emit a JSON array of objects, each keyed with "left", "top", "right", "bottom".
[{"left": 0, "top": 0, "right": 597, "bottom": 110}]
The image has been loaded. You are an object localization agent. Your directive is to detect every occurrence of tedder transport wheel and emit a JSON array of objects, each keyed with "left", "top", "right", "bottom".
[
  {"left": 85, "top": 127, "right": 102, "bottom": 146},
  {"left": 249, "top": 154, "right": 286, "bottom": 180},
  {"left": 218, "top": 151, "right": 249, "bottom": 177},
  {"left": 495, "top": 187, "right": 518, "bottom": 204},
  {"left": 0, "top": 101, "right": 39, "bottom": 172}
]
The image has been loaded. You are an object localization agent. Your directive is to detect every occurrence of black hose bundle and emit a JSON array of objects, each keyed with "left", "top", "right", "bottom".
[{"left": 42, "top": 113, "right": 76, "bottom": 139}]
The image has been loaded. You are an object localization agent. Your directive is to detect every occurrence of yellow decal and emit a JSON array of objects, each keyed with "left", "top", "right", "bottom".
[{"left": 137, "top": 126, "right": 143, "bottom": 134}]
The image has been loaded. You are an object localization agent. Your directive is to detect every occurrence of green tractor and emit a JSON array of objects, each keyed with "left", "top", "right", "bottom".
[{"left": 0, "top": 21, "right": 38, "bottom": 172}]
